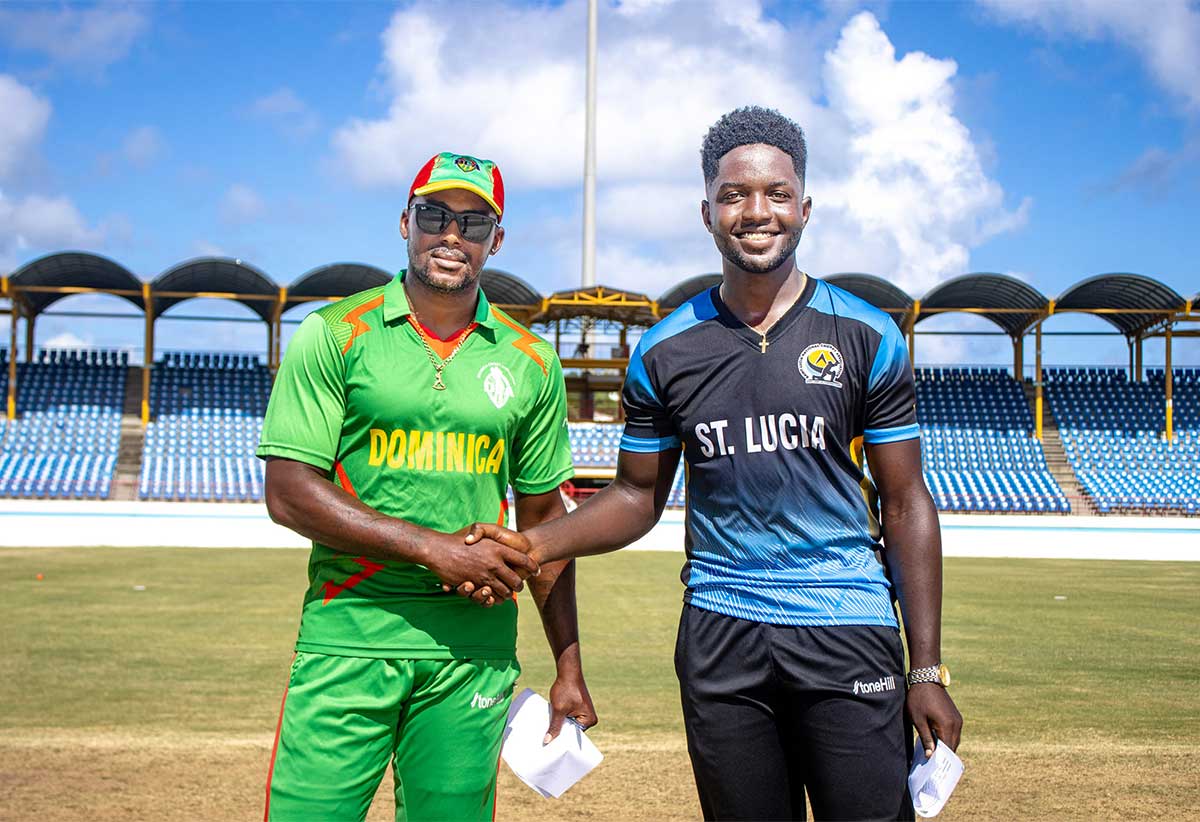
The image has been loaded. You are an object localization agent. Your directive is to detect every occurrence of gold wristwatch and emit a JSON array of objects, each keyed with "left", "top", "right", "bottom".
[{"left": 906, "top": 663, "right": 951, "bottom": 688}]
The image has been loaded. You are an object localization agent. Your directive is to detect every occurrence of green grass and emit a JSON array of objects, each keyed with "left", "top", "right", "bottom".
[{"left": 2, "top": 548, "right": 1197, "bottom": 748}]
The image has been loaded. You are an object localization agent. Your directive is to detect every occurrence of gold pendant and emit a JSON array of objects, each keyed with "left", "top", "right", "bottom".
[{"left": 433, "top": 370, "right": 446, "bottom": 390}]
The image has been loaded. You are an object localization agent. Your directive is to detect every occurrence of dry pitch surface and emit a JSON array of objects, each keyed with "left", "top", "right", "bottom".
[{"left": 2, "top": 548, "right": 1198, "bottom": 821}]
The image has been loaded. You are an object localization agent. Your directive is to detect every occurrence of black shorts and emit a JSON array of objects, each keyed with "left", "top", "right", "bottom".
[{"left": 675, "top": 604, "right": 914, "bottom": 822}]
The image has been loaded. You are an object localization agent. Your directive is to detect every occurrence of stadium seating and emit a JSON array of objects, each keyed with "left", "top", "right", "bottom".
[
  {"left": 915, "top": 367, "right": 1070, "bottom": 513},
  {"left": 0, "top": 349, "right": 126, "bottom": 499},
  {"left": 1046, "top": 367, "right": 1199, "bottom": 514},
  {"left": 567, "top": 422, "right": 623, "bottom": 467},
  {"left": 137, "top": 353, "right": 269, "bottom": 502}
]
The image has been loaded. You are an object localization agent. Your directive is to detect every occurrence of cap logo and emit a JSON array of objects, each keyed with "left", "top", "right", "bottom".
[{"left": 455, "top": 156, "right": 480, "bottom": 172}]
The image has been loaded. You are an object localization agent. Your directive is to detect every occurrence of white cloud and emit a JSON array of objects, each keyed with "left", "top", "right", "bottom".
[
  {"left": 0, "top": 75, "right": 51, "bottom": 181},
  {"left": 0, "top": 3, "right": 148, "bottom": 72},
  {"left": 219, "top": 184, "right": 266, "bottom": 225},
  {"left": 121, "top": 126, "right": 164, "bottom": 168},
  {"left": 192, "top": 240, "right": 229, "bottom": 257},
  {"left": 247, "top": 87, "right": 320, "bottom": 139},
  {"left": 43, "top": 331, "right": 94, "bottom": 349},
  {"left": 335, "top": 3, "right": 1025, "bottom": 297},
  {"left": 0, "top": 190, "right": 104, "bottom": 269},
  {"left": 977, "top": 0, "right": 1200, "bottom": 111}
]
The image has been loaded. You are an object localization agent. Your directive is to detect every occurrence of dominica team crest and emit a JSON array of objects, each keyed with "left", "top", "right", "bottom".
[
  {"left": 455, "top": 156, "right": 480, "bottom": 172},
  {"left": 478, "top": 362, "right": 516, "bottom": 409},
  {"left": 799, "top": 343, "right": 845, "bottom": 388}
]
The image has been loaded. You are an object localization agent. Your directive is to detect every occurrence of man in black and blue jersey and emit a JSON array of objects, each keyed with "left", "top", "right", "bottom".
[{"left": 467, "top": 106, "right": 962, "bottom": 820}]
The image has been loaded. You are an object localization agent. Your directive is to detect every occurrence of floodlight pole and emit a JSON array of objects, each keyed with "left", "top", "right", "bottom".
[{"left": 581, "top": 0, "right": 597, "bottom": 290}]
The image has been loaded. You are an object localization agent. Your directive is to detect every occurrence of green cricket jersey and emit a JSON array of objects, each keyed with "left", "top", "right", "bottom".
[{"left": 258, "top": 272, "right": 574, "bottom": 660}]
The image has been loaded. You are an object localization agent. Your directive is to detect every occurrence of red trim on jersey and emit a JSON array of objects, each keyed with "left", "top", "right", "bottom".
[
  {"left": 321, "top": 556, "right": 386, "bottom": 604},
  {"left": 490, "top": 309, "right": 548, "bottom": 375},
  {"left": 333, "top": 460, "right": 357, "bottom": 498},
  {"left": 263, "top": 655, "right": 294, "bottom": 821},
  {"left": 339, "top": 295, "right": 386, "bottom": 355},
  {"left": 496, "top": 498, "right": 508, "bottom": 526},
  {"left": 407, "top": 316, "right": 478, "bottom": 360}
]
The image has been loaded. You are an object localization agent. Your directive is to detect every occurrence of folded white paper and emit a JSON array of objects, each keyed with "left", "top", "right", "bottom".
[
  {"left": 500, "top": 688, "right": 603, "bottom": 798},
  {"left": 908, "top": 740, "right": 964, "bottom": 818}
]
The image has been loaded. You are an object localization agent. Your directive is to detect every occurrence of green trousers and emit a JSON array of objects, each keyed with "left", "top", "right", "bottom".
[{"left": 266, "top": 651, "right": 520, "bottom": 821}]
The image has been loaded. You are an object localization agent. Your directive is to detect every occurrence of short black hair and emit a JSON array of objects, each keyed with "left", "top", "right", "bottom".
[{"left": 701, "top": 106, "right": 807, "bottom": 186}]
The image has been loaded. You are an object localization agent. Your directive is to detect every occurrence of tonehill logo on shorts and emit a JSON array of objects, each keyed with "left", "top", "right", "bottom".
[
  {"left": 471, "top": 691, "right": 504, "bottom": 709},
  {"left": 852, "top": 675, "right": 897, "bottom": 696}
]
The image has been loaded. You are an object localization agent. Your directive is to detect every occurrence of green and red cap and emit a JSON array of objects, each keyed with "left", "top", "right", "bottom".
[{"left": 408, "top": 152, "right": 505, "bottom": 221}]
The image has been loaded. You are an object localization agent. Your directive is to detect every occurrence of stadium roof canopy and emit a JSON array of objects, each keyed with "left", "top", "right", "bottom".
[
  {"left": 284, "top": 263, "right": 392, "bottom": 313},
  {"left": 540, "top": 284, "right": 658, "bottom": 326},
  {"left": 7, "top": 251, "right": 145, "bottom": 316},
  {"left": 825, "top": 273, "right": 912, "bottom": 326},
  {"left": 917, "top": 272, "right": 1047, "bottom": 337},
  {"left": 150, "top": 257, "right": 278, "bottom": 322},
  {"left": 1055, "top": 273, "right": 1187, "bottom": 337},
  {"left": 480, "top": 268, "right": 542, "bottom": 308},
  {"left": 659, "top": 274, "right": 722, "bottom": 311}
]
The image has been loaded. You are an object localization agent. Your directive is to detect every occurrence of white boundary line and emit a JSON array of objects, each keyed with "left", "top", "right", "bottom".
[{"left": 0, "top": 501, "right": 1196, "bottom": 560}]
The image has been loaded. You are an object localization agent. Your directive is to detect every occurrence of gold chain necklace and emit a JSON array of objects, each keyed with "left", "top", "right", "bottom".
[{"left": 406, "top": 309, "right": 476, "bottom": 390}]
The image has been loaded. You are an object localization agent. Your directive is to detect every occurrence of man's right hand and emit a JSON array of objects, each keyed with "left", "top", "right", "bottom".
[
  {"left": 442, "top": 524, "right": 536, "bottom": 606},
  {"left": 422, "top": 528, "right": 539, "bottom": 605}
]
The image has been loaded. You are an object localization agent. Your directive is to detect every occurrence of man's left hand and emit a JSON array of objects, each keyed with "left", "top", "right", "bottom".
[
  {"left": 544, "top": 669, "right": 597, "bottom": 745},
  {"left": 906, "top": 684, "right": 962, "bottom": 759}
]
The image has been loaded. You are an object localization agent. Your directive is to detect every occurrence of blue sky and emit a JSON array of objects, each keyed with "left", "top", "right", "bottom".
[{"left": 1, "top": 0, "right": 1197, "bottom": 368}]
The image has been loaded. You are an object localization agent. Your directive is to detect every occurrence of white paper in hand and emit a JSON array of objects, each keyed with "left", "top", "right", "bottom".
[
  {"left": 908, "top": 740, "right": 963, "bottom": 817},
  {"left": 500, "top": 688, "right": 602, "bottom": 798}
]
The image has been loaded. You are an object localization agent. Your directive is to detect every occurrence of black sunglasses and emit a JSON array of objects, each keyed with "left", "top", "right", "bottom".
[{"left": 409, "top": 202, "right": 498, "bottom": 243}]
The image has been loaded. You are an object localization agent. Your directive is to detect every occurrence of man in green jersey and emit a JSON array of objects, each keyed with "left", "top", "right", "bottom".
[{"left": 257, "top": 152, "right": 596, "bottom": 821}]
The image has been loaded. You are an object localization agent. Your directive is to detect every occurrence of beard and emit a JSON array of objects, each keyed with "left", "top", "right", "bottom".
[
  {"left": 409, "top": 246, "right": 480, "bottom": 294},
  {"left": 713, "top": 228, "right": 804, "bottom": 274}
]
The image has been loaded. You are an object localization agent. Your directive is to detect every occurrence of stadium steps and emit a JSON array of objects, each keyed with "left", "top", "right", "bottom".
[
  {"left": 110, "top": 366, "right": 145, "bottom": 501},
  {"left": 1024, "top": 382, "right": 1095, "bottom": 515}
]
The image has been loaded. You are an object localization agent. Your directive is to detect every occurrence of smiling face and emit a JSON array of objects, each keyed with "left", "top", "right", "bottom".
[
  {"left": 701, "top": 143, "right": 812, "bottom": 276},
  {"left": 399, "top": 188, "right": 504, "bottom": 294}
]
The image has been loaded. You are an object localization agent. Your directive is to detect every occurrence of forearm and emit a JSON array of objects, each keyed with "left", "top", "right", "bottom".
[
  {"left": 265, "top": 462, "right": 438, "bottom": 565},
  {"left": 527, "top": 476, "right": 662, "bottom": 565},
  {"left": 881, "top": 489, "right": 944, "bottom": 668},
  {"left": 528, "top": 558, "right": 583, "bottom": 672}
]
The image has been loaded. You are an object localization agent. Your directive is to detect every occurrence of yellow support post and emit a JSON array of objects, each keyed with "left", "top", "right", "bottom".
[
  {"left": 1034, "top": 321, "right": 1043, "bottom": 441},
  {"left": 1165, "top": 325, "right": 1173, "bottom": 441},
  {"left": 142, "top": 283, "right": 154, "bottom": 425},
  {"left": 907, "top": 299, "right": 920, "bottom": 368},
  {"left": 24, "top": 313, "right": 35, "bottom": 363},
  {"left": 273, "top": 287, "right": 287, "bottom": 370},
  {"left": 6, "top": 301, "right": 17, "bottom": 420}
]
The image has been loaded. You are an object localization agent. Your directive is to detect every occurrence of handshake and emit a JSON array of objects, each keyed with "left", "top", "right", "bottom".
[{"left": 429, "top": 522, "right": 542, "bottom": 607}]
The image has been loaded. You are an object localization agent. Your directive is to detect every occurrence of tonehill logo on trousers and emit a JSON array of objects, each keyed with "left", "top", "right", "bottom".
[
  {"left": 471, "top": 691, "right": 504, "bottom": 709},
  {"left": 852, "top": 675, "right": 897, "bottom": 695}
]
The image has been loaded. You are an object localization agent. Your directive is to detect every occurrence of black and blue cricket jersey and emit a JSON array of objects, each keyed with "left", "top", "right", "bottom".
[{"left": 621, "top": 276, "right": 919, "bottom": 627}]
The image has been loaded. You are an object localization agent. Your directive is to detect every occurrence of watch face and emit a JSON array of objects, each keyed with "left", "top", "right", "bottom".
[{"left": 938, "top": 664, "right": 952, "bottom": 687}]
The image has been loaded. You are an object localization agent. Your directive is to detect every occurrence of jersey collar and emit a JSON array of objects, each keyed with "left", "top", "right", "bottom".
[{"left": 383, "top": 270, "right": 498, "bottom": 329}]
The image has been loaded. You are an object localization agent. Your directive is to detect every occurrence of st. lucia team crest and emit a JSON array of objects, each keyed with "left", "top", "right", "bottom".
[
  {"left": 799, "top": 343, "right": 845, "bottom": 388},
  {"left": 478, "top": 362, "right": 516, "bottom": 409}
]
